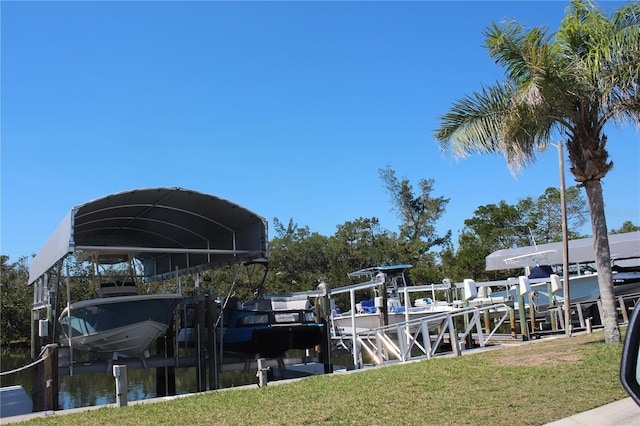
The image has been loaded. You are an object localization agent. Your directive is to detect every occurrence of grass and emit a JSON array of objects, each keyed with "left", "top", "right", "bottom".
[{"left": 19, "top": 330, "right": 628, "bottom": 425}]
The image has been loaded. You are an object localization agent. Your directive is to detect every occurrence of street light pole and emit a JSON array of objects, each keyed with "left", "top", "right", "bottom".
[{"left": 557, "top": 141, "right": 571, "bottom": 336}]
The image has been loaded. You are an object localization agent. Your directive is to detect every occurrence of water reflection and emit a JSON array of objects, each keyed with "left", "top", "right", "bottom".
[
  {"left": 1, "top": 349, "right": 256, "bottom": 411},
  {"left": 0, "top": 349, "right": 33, "bottom": 394}
]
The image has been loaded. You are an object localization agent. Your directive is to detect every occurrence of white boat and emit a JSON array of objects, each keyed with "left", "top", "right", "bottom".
[
  {"left": 330, "top": 265, "right": 461, "bottom": 336},
  {"left": 527, "top": 270, "right": 640, "bottom": 308},
  {"left": 58, "top": 252, "right": 183, "bottom": 359},
  {"left": 476, "top": 232, "right": 640, "bottom": 326},
  {"left": 59, "top": 292, "right": 183, "bottom": 358},
  {"left": 27, "top": 188, "right": 269, "bottom": 366}
]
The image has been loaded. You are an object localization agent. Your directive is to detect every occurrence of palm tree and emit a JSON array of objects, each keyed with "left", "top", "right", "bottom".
[{"left": 434, "top": 0, "right": 639, "bottom": 343}]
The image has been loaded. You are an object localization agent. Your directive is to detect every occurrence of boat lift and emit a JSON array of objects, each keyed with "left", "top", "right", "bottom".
[
  {"left": 348, "top": 304, "right": 511, "bottom": 367},
  {"left": 328, "top": 265, "right": 513, "bottom": 368}
]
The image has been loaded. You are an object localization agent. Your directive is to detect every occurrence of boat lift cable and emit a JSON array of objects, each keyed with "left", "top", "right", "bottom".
[{"left": 215, "top": 263, "right": 245, "bottom": 328}]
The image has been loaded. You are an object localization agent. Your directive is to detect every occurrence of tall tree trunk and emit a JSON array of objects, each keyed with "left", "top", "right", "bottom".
[{"left": 583, "top": 179, "right": 621, "bottom": 344}]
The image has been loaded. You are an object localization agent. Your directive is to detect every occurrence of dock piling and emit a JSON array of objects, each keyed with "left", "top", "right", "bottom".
[
  {"left": 256, "top": 359, "right": 269, "bottom": 387},
  {"left": 113, "top": 364, "right": 128, "bottom": 407}
]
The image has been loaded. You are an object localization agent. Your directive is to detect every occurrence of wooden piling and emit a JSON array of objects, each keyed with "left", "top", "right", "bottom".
[
  {"left": 576, "top": 302, "right": 585, "bottom": 328},
  {"left": 462, "top": 299, "right": 473, "bottom": 349},
  {"left": 481, "top": 286, "right": 491, "bottom": 333},
  {"left": 31, "top": 344, "right": 58, "bottom": 412},
  {"left": 516, "top": 285, "right": 529, "bottom": 340},
  {"left": 113, "top": 364, "right": 128, "bottom": 407},
  {"left": 528, "top": 293, "right": 537, "bottom": 331},
  {"left": 155, "top": 316, "right": 176, "bottom": 397},
  {"left": 206, "top": 288, "right": 219, "bottom": 390},
  {"left": 547, "top": 282, "right": 557, "bottom": 331},
  {"left": 378, "top": 281, "right": 389, "bottom": 328},
  {"left": 155, "top": 337, "right": 167, "bottom": 397},
  {"left": 315, "top": 287, "right": 333, "bottom": 374},
  {"left": 618, "top": 296, "right": 629, "bottom": 324},
  {"left": 195, "top": 296, "right": 207, "bottom": 392},
  {"left": 30, "top": 311, "right": 38, "bottom": 360},
  {"left": 166, "top": 318, "right": 176, "bottom": 395}
]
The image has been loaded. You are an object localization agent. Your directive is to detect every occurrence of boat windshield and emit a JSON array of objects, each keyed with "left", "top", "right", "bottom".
[
  {"left": 59, "top": 315, "right": 98, "bottom": 338},
  {"left": 274, "top": 312, "right": 300, "bottom": 323},
  {"left": 238, "top": 314, "right": 269, "bottom": 326}
]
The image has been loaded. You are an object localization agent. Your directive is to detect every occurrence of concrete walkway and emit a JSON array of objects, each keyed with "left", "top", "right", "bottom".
[{"left": 545, "top": 397, "right": 640, "bottom": 426}]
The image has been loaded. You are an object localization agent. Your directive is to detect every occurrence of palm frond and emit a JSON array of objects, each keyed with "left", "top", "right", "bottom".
[
  {"left": 435, "top": 0, "right": 639, "bottom": 177},
  {"left": 435, "top": 82, "right": 512, "bottom": 158}
]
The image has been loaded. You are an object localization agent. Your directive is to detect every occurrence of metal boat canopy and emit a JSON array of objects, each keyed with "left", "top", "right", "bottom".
[
  {"left": 28, "top": 187, "right": 268, "bottom": 284},
  {"left": 485, "top": 231, "right": 640, "bottom": 271}
]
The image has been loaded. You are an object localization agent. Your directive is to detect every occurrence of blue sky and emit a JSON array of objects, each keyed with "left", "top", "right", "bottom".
[{"left": 2, "top": 1, "right": 638, "bottom": 262}]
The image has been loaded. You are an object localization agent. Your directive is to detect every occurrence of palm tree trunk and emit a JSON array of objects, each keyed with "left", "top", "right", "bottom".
[{"left": 583, "top": 179, "right": 621, "bottom": 344}]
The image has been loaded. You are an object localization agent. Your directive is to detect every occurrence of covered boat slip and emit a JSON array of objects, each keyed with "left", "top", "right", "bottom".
[
  {"left": 28, "top": 187, "right": 269, "bottom": 288},
  {"left": 26, "top": 188, "right": 270, "bottom": 411},
  {"left": 485, "top": 231, "right": 640, "bottom": 271},
  {"left": 29, "top": 187, "right": 269, "bottom": 354},
  {"left": 476, "top": 232, "right": 640, "bottom": 336}
]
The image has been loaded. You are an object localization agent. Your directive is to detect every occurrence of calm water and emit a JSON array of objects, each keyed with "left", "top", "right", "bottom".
[{"left": 0, "top": 348, "right": 255, "bottom": 410}]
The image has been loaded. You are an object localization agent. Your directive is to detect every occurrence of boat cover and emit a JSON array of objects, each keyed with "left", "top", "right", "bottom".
[
  {"left": 29, "top": 188, "right": 268, "bottom": 284},
  {"left": 485, "top": 231, "right": 640, "bottom": 271}
]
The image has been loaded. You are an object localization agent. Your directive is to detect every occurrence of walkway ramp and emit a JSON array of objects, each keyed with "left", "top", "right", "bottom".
[{"left": 334, "top": 304, "right": 511, "bottom": 367}]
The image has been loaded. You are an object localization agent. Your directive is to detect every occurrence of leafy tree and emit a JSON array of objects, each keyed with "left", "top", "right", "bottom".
[
  {"left": 434, "top": 0, "right": 639, "bottom": 343},
  {"left": 440, "top": 232, "right": 505, "bottom": 282},
  {"left": 379, "top": 166, "right": 451, "bottom": 264},
  {"left": 446, "top": 186, "right": 587, "bottom": 282},
  {"left": 266, "top": 218, "right": 329, "bottom": 294},
  {"left": 449, "top": 200, "right": 529, "bottom": 283},
  {"left": 0, "top": 256, "right": 32, "bottom": 346},
  {"left": 325, "top": 217, "right": 402, "bottom": 285},
  {"left": 610, "top": 221, "right": 640, "bottom": 234},
  {"left": 465, "top": 201, "right": 530, "bottom": 250},
  {"left": 520, "top": 186, "right": 588, "bottom": 243}
]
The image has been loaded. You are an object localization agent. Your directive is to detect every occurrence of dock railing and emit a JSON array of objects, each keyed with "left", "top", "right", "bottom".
[{"left": 337, "top": 303, "right": 510, "bottom": 367}]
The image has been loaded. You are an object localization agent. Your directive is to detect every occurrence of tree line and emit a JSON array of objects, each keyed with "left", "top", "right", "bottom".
[{"left": 3, "top": 166, "right": 637, "bottom": 346}]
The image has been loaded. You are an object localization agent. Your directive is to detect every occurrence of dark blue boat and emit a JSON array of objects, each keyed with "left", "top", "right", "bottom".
[{"left": 220, "top": 296, "right": 324, "bottom": 358}]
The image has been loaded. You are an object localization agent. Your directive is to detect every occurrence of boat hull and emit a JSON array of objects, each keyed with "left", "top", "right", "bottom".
[
  {"left": 179, "top": 303, "right": 326, "bottom": 358},
  {"left": 527, "top": 273, "right": 640, "bottom": 308},
  {"left": 220, "top": 301, "right": 325, "bottom": 358},
  {"left": 63, "top": 320, "right": 168, "bottom": 357},
  {"left": 223, "top": 323, "right": 324, "bottom": 358},
  {"left": 59, "top": 294, "right": 182, "bottom": 358}
]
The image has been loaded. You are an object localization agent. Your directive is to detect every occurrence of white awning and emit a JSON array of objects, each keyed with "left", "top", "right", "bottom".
[{"left": 485, "top": 231, "right": 640, "bottom": 271}]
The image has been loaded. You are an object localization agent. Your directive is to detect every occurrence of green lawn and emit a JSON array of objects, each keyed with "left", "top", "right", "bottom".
[{"left": 21, "top": 330, "right": 628, "bottom": 425}]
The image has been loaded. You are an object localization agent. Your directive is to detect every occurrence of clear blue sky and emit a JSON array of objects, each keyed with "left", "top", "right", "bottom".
[{"left": 2, "top": 1, "right": 638, "bottom": 262}]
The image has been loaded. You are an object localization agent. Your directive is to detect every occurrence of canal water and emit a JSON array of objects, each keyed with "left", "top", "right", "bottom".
[{"left": 0, "top": 348, "right": 256, "bottom": 410}]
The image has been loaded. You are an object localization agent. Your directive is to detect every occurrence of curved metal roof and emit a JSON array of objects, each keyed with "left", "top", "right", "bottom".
[
  {"left": 485, "top": 231, "right": 640, "bottom": 271},
  {"left": 29, "top": 187, "right": 268, "bottom": 284}
]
